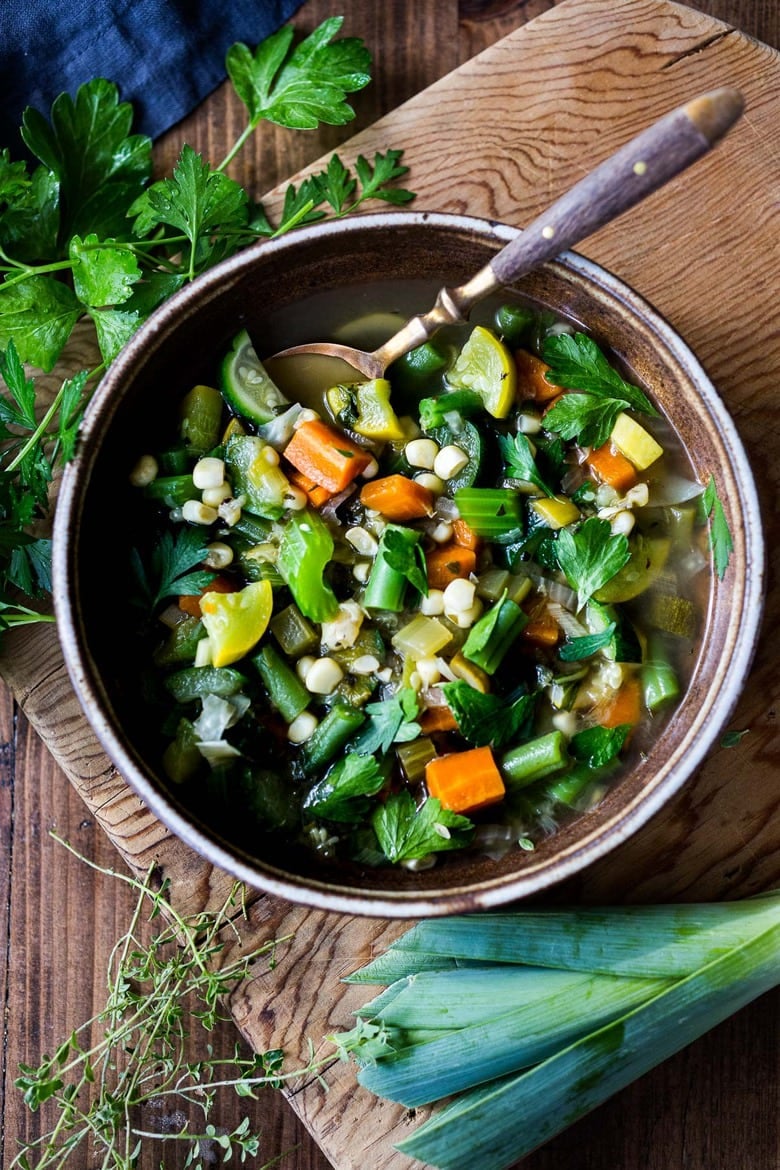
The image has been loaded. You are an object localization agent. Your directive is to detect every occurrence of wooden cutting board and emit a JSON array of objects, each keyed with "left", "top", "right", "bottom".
[{"left": 4, "top": 1, "right": 779, "bottom": 1167}]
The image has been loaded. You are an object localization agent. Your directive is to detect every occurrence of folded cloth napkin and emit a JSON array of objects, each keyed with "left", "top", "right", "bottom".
[{"left": 0, "top": 0, "right": 305, "bottom": 150}]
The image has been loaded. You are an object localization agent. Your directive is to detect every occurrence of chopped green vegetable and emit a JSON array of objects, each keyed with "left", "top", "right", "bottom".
[{"left": 277, "top": 508, "right": 339, "bottom": 622}]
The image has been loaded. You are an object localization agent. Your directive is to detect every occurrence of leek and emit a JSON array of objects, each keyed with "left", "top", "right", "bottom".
[{"left": 333, "top": 893, "right": 780, "bottom": 1170}]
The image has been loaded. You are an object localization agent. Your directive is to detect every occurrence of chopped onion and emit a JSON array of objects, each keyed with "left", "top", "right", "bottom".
[{"left": 647, "top": 475, "right": 704, "bottom": 506}]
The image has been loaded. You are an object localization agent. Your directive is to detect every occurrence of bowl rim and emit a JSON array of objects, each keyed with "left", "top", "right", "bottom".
[{"left": 52, "top": 210, "right": 766, "bottom": 917}]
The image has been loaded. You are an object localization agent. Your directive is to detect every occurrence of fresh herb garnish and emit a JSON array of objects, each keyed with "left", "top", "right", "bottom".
[
  {"left": 12, "top": 835, "right": 328, "bottom": 1170},
  {"left": 721, "top": 728, "right": 749, "bottom": 748},
  {"left": 499, "top": 432, "right": 555, "bottom": 497},
  {"left": 382, "top": 526, "right": 429, "bottom": 596},
  {"left": 542, "top": 332, "right": 657, "bottom": 449},
  {"left": 542, "top": 332, "right": 658, "bottom": 415},
  {"left": 569, "top": 723, "right": 631, "bottom": 768},
  {"left": 130, "top": 525, "right": 216, "bottom": 611},
  {"left": 555, "top": 517, "right": 631, "bottom": 610},
  {"left": 701, "top": 474, "right": 734, "bottom": 579},
  {"left": 0, "top": 17, "right": 415, "bottom": 646},
  {"left": 559, "top": 622, "right": 617, "bottom": 662},
  {"left": 304, "top": 752, "right": 386, "bottom": 822},
  {"left": 372, "top": 792, "right": 473, "bottom": 863},
  {"left": 352, "top": 687, "right": 421, "bottom": 755},
  {"left": 441, "top": 681, "right": 536, "bottom": 748}
]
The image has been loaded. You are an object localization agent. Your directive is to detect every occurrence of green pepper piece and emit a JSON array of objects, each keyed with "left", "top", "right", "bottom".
[{"left": 277, "top": 508, "right": 339, "bottom": 623}]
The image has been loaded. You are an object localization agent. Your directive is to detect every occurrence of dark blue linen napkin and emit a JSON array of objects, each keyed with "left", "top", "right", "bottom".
[{"left": 1, "top": 0, "right": 305, "bottom": 150}]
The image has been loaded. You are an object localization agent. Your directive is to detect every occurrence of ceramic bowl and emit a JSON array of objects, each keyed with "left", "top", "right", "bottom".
[{"left": 52, "top": 211, "right": 764, "bottom": 916}]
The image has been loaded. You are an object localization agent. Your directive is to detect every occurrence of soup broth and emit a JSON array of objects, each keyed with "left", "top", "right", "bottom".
[{"left": 126, "top": 285, "right": 710, "bottom": 874}]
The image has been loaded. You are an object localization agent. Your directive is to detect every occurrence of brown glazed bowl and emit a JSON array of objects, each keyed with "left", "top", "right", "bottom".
[{"left": 52, "top": 212, "right": 764, "bottom": 917}]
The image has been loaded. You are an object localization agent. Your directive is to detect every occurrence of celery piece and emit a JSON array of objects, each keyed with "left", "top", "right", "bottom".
[
  {"left": 396, "top": 737, "right": 437, "bottom": 784},
  {"left": 454, "top": 487, "right": 523, "bottom": 537},
  {"left": 252, "top": 644, "right": 309, "bottom": 723},
  {"left": 647, "top": 591, "right": 697, "bottom": 638},
  {"left": 501, "top": 731, "right": 570, "bottom": 788},
  {"left": 154, "top": 616, "right": 205, "bottom": 666},
  {"left": 180, "top": 384, "right": 223, "bottom": 453},
  {"left": 462, "top": 597, "right": 527, "bottom": 674},
  {"left": 270, "top": 603, "right": 318, "bottom": 658},
  {"left": 277, "top": 508, "right": 339, "bottom": 623},
  {"left": 642, "top": 635, "right": 681, "bottom": 712},
  {"left": 392, "top": 615, "right": 453, "bottom": 659}
]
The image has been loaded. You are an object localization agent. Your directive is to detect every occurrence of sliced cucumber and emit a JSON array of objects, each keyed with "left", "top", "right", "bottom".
[{"left": 220, "top": 330, "right": 289, "bottom": 424}]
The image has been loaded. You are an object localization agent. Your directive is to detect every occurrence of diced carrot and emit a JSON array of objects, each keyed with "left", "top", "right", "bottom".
[
  {"left": 521, "top": 596, "right": 560, "bottom": 647},
  {"left": 593, "top": 674, "right": 643, "bottom": 728},
  {"left": 178, "top": 574, "right": 236, "bottom": 618},
  {"left": 359, "top": 474, "right": 434, "bottom": 521},
  {"left": 514, "top": 348, "right": 560, "bottom": 402},
  {"left": 585, "top": 442, "right": 638, "bottom": 494},
  {"left": 425, "top": 745, "right": 506, "bottom": 814},
  {"left": 451, "top": 518, "right": 481, "bottom": 551},
  {"left": 282, "top": 419, "right": 371, "bottom": 493},
  {"left": 419, "top": 705, "right": 459, "bottom": 734},
  {"left": 425, "top": 544, "right": 477, "bottom": 590},
  {"left": 288, "top": 467, "right": 333, "bottom": 509}
]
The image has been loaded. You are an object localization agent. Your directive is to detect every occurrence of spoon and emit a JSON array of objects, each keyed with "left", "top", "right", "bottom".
[{"left": 267, "top": 87, "right": 743, "bottom": 381}]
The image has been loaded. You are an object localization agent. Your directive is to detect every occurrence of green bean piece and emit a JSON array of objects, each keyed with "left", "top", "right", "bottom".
[
  {"left": 157, "top": 444, "right": 191, "bottom": 475},
  {"left": 494, "top": 302, "right": 536, "bottom": 347},
  {"left": 180, "top": 384, "right": 223, "bottom": 453},
  {"left": 144, "top": 474, "right": 200, "bottom": 508},
  {"left": 253, "top": 644, "right": 310, "bottom": 723},
  {"left": 363, "top": 529, "right": 412, "bottom": 612},
  {"left": 300, "top": 703, "right": 366, "bottom": 772},
  {"left": 642, "top": 636, "right": 681, "bottom": 712},
  {"left": 165, "top": 666, "right": 247, "bottom": 703},
  {"left": 501, "top": 731, "right": 570, "bottom": 789}
]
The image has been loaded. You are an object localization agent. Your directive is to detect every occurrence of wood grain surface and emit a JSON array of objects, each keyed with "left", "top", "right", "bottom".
[{"left": 2, "top": 3, "right": 779, "bottom": 1170}]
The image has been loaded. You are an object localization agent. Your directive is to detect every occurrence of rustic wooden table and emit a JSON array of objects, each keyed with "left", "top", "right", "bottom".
[{"left": 2, "top": 2, "right": 778, "bottom": 1170}]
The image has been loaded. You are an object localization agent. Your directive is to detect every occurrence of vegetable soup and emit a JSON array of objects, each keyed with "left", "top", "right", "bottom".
[{"left": 127, "top": 288, "right": 711, "bottom": 873}]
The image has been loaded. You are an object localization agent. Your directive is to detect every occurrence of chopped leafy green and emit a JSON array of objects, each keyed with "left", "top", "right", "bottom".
[
  {"left": 559, "top": 622, "right": 617, "bottom": 662},
  {"left": 569, "top": 723, "right": 631, "bottom": 768},
  {"left": 372, "top": 792, "right": 473, "bottom": 863},
  {"left": 498, "top": 432, "right": 555, "bottom": 497},
  {"left": 130, "top": 526, "right": 216, "bottom": 612},
  {"left": 441, "top": 682, "right": 536, "bottom": 749},
  {"left": 542, "top": 333, "right": 658, "bottom": 416},
  {"left": 352, "top": 688, "right": 420, "bottom": 755},
  {"left": 303, "top": 753, "right": 386, "bottom": 822},
  {"left": 701, "top": 475, "right": 733, "bottom": 579},
  {"left": 555, "top": 517, "right": 631, "bottom": 610}
]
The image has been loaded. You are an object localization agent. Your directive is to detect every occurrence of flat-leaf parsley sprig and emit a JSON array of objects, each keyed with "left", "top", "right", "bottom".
[
  {"left": 0, "top": 15, "right": 415, "bottom": 645},
  {"left": 12, "top": 834, "right": 330, "bottom": 1170}
]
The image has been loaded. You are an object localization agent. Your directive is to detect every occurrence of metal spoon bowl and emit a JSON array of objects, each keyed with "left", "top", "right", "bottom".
[{"left": 267, "top": 88, "right": 743, "bottom": 381}]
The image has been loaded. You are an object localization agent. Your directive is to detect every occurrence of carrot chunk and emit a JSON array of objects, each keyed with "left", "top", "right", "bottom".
[
  {"left": 288, "top": 467, "right": 333, "bottom": 509},
  {"left": 419, "top": 706, "right": 459, "bottom": 734},
  {"left": 425, "top": 745, "right": 506, "bottom": 814},
  {"left": 593, "top": 674, "right": 643, "bottom": 728},
  {"left": 585, "top": 442, "right": 638, "bottom": 493},
  {"left": 425, "top": 544, "right": 477, "bottom": 591},
  {"left": 178, "top": 574, "right": 236, "bottom": 617},
  {"left": 521, "top": 596, "right": 560, "bottom": 647},
  {"left": 282, "top": 419, "right": 371, "bottom": 493},
  {"left": 451, "top": 518, "right": 481, "bottom": 551},
  {"left": 514, "top": 348, "right": 560, "bottom": 402},
  {"left": 360, "top": 474, "right": 434, "bottom": 521}
]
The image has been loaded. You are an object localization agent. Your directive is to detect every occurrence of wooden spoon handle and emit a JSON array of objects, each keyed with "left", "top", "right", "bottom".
[{"left": 373, "top": 87, "right": 743, "bottom": 367}]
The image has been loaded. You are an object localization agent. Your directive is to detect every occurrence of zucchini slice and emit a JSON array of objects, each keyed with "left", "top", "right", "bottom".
[{"left": 220, "top": 329, "right": 289, "bottom": 424}]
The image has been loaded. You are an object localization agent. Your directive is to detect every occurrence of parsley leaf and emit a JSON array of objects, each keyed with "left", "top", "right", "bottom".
[
  {"left": 382, "top": 528, "right": 428, "bottom": 597},
  {"left": 351, "top": 688, "right": 420, "bottom": 755},
  {"left": 499, "top": 432, "right": 555, "bottom": 497},
  {"left": 700, "top": 475, "right": 733, "bottom": 579},
  {"left": 130, "top": 526, "right": 216, "bottom": 611},
  {"left": 226, "top": 16, "right": 371, "bottom": 132},
  {"left": 559, "top": 622, "right": 616, "bottom": 662},
  {"left": 441, "top": 681, "right": 536, "bottom": 748},
  {"left": 21, "top": 78, "right": 152, "bottom": 242},
  {"left": 69, "top": 234, "right": 142, "bottom": 308},
  {"left": 353, "top": 150, "right": 414, "bottom": 207},
  {"left": 570, "top": 723, "right": 631, "bottom": 768},
  {"left": 303, "top": 753, "right": 386, "bottom": 823},
  {"left": 0, "top": 276, "right": 81, "bottom": 372},
  {"left": 542, "top": 332, "right": 658, "bottom": 416},
  {"left": 372, "top": 792, "right": 474, "bottom": 863},
  {"left": 543, "top": 392, "right": 627, "bottom": 450},
  {"left": 555, "top": 517, "right": 631, "bottom": 610}
]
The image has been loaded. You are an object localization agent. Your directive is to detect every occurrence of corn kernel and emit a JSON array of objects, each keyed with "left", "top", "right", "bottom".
[{"left": 192, "top": 456, "right": 225, "bottom": 490}]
